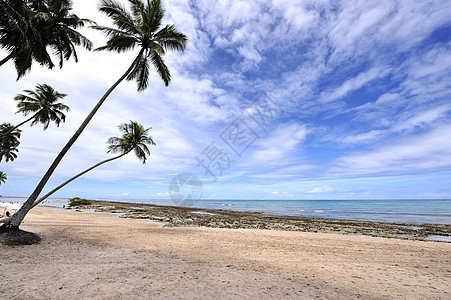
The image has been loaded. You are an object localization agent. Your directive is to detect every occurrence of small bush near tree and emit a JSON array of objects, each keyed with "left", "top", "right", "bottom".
[{"left": 68, "top": 197, "right": 91, "bottom": 207}]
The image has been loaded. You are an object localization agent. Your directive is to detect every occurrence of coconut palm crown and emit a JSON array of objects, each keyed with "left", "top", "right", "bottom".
[
  {"left": 31, "top": 0, "right": 95, "bottom": 68},
  {"left": 14, "top": 83, "right": 69, "bottom": 131},
  {"left": 0, "top": 0, "right": 94, "bottom": 79},
  {"left": 92, "top": 0, "right": 188, "bottom": 91},
  {"left": 107, "top": 121, "right": 156, "bottom": 164},
  {"left": 0, "top": 123, "right": 21, "bottom": 163},
  {"left": 0, "top": 171, "right": 7, "bottom": 185},
  {"left": 0, "top": 0, "right": 50, "bottom": 77}
]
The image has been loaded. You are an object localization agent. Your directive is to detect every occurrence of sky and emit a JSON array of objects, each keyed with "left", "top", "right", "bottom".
[{"left": 1, "top": 0, "right": 451, "bottom": 201}]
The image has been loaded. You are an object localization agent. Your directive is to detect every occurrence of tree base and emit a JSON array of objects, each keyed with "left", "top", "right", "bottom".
[{"left": 0, "top": 225, "right": 41, "bottom": 246}]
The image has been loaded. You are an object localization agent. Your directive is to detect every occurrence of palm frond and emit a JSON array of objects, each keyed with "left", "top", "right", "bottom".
[
  {"left": 98, "top": 0, "right": 140, "bottom": 35},
  {"left": 145, "top": 0, "right": 164, "bottom": 34},
  {"left": 149, "top": 50, "right": 170, "bottom": 86},
  {"left": 127, "top": 54, "right": 150, "bottom": 91},
  {"left": 155, "top": 24, "right": 188, "bottom": 51},
  {"left": 0, "top": 123, "right": 21, "bottom": 163}
]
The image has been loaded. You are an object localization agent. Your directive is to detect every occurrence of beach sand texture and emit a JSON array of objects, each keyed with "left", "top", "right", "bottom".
[{"left": 1, "top": 207, "right": 450, "bottom": 299}]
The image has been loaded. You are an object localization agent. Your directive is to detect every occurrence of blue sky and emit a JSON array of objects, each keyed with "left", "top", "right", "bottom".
[{"left": 1, "top": 0, "right": 451, "bottom": 201}]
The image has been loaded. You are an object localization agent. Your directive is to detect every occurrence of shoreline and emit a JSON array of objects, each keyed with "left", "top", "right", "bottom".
[{"left": 72, "top": 200, "right": 451, "bottom": 242}]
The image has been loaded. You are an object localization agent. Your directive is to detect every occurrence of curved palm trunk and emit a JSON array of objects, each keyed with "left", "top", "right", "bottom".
[
  {"left": 0, "top": 53, "right": 14, "bottom": 66},
  {"left": 31, "top": 151, "right": 129, "bottom": 209},
  {"left": 0, "top": 114, "right": 36, "bottom": 137},
  {"left": 3, "top": 49, "right": 144, "bottom": 229}
]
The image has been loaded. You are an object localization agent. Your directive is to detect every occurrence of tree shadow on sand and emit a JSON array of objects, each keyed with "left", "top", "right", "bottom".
[{"left": 0, "top": 225, "right": 41, "bottom": 246}]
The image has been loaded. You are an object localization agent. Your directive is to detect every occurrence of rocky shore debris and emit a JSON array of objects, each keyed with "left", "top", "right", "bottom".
[{"left": 73, "top": 200, "right": 451, "bottom": 242}]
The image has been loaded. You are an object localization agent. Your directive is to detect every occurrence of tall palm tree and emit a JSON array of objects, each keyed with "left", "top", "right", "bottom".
[
  {"left": 0, "top": 171, "right": 7, "bottom": 185},
  {"left": 0, "top": 123, "right": 21, "bottom": 163},
  {"left": 0, "top": 0, "right": 93, "bottom": 79},
  {"left": 0, "top": 84, "right": 69, "bottom": 138},
  {"left": 4, "top": 0, "right": 186, "bottom": 230},
  {"left": 32, "top": 121, "right": 155, "bottom": 207}
]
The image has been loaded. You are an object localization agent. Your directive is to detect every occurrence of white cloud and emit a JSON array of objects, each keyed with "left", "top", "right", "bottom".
[
  {"left": 305, "top": 185, "right": 334, "bottom": 194},
  {"left": 342, "top": 130, "right": 385, "bottom": 144},
  {"left": 244, "top": 123, "right": 308, "bottom": 167},
  {"left": 330, "top": 123, "right": 451, "bottom": 176},
  {"left": 319, "top": 67, "right": 388, "bottom": 103},
  {"left": 393, "top": 105, "right": 451, "bottom": 132}
]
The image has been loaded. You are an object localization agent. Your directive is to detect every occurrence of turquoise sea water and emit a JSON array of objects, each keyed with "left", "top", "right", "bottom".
[{"left": 2, "top": 197, "right": 450, "bottom": 225}]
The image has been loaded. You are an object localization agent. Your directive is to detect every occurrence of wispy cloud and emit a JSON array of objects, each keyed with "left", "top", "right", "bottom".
[{"left": 305, "top": 185, "right": 334, "bottom": 194}]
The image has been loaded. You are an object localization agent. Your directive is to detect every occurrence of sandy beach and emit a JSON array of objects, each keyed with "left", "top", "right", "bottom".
[{"left": 1, "top": 206, "right": 450, "bottom": 299}]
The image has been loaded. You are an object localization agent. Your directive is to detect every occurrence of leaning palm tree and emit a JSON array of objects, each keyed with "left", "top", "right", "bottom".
[
  {"left": 0, "top": 84, "right": 69, "bottom": 138},
  {"left": 0, "top": 0, "right": 94, "bottom": 79},
  {"left": 0, "top": 123, "right": 21, "bottom": 163},
  {"left": 3, "top": 0, "right": 186, "bottom": 232},
  {"left": 0, "top": 171, "right": 7, "bottom": 185},
  {"left": 32, "top": 121, "right": 155, "bottom": 207}
]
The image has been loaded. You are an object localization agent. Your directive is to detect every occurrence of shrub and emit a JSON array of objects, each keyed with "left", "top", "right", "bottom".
[{"left": 68, "top": 197, "right": 92, "bottom": 207}]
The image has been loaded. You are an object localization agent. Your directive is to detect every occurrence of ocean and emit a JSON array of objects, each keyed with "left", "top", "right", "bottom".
[
  {"left": 151, "top": 198, "right": 451, "bottom": 224},
  {"left": 3, "top": 197, "right": 450, "bottom": 225}
]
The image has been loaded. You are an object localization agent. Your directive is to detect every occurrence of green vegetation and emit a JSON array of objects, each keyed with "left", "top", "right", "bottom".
[
  {"left": 13, "top": 84, "right": 69, "bottom": 131},
  {"left": 107, "top": 121, "right": 156, "bottom": 164},
  {"left": 92, "top": 0, "right": 188, "bottom": 90},
  {"left": 0, "top": 171, "right": 7, "bottom": 185},
  {"left": 0, "top": 123, "right": 21, "bottom": 163},
  {"left": 68, "top": 197, "right": 92, "bottom": 207},
  {"left": 0, "top": 84, "right": 69, "bottom": 163},
  {"left": 0, "top": 0, "right": 94, "bottom": 79}
]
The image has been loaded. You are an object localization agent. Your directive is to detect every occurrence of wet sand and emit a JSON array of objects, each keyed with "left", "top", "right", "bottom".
[{"left": 1, "top": 206, "right": 450, "bottom": 299}]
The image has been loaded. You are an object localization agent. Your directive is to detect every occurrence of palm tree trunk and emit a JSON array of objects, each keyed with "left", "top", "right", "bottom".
[
  {"left": 31, "top": 151, "right": 128, "bottom": 208},
  {"left": 0, "top": 53, "right": 14, "bottom": 66},
  {"left": 3, "top": 49, "right": 145, "bottom": 229},
  {"left": 0, "top": 114, "right": 36, "bottom": 137}
]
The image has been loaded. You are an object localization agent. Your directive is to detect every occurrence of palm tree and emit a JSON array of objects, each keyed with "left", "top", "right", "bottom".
[
  {"left": 0, "top": 123, "right": 21, "bottom": 163},
  {"left": 0, "top": 0, "right": 51, "bottom": 77},
  {"left": 92, "top": 0, "right": 187, "bottom": 90},
  {"left": 0, "top": 84, "right": 69, "bottom": 138},
  {"left": 0, "top": 0, "right": 94, "bottom": 79},
  {"left": 3, "top": 0, "right": 186, "bottom": 230},
  {"left": 32, "top": 121, "right": 155, "bottom": 207},
  {"left": 0, "top": 171, "right": 7, "bottom": 185},
  {"left": 30, "top": 0, "right": 95, "bottom": 69}
]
